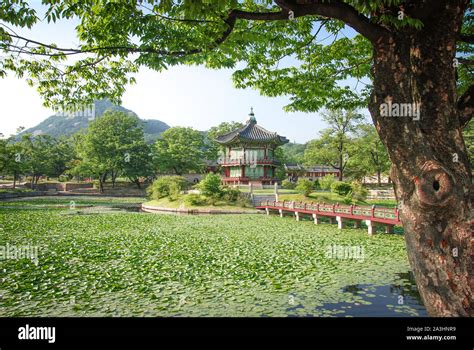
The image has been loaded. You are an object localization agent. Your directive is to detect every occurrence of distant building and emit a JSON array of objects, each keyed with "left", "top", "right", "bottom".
[
  {"left": 215, "top": 109, "right": 289, "bottom": 187},
  {"left": 284, "top": 163, "right": 340, "bottom": 182}
]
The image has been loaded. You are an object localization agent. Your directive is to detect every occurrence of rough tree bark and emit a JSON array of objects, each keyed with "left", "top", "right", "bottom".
[{"left": 368, "top": 3, "right": 472, "bottom": 316}]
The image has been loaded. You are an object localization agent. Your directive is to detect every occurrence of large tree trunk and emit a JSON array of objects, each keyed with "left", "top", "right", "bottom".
[{"left": 369, "top": 4, "right": 472, "bottom": 316}]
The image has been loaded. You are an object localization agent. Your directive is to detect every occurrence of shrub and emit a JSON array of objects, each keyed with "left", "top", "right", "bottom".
[
  {"left": 342, "top": 192, "right": 353, "bottom": 204},
  {"left": 313, "top": 179, "right": 321, "bottom": 190},
  {"left": 185, "top": 194, "right": 208, "bottom": 206},
  {"left": 350, "top": 181, "right": 368, "bottom": 201},
  {"left": 281, "top": 179, "right": 296, "bottom": 189},
  {"left": 198, "top": 173, "right": 222, "bottom": 197},
  {"left": 330, "top": 181, "right": 353, "bottom": 196},
  {"left": 58, "top": 175, "right": 70, "bottom": 182},
  {"left": 320, "top": 175, "right": 336, "bottom": 190},
  {"left": 295, "top": 178, "right": 314, "bottom": 197},
  {"left": 147, "top": 176, "right": 188, "bottom": 200},
  {"left": 221, "top": 187, "right": 241, "bottom": 202},
  {"left": 236, "top": 194, "right": 252, "bottom": 207}
]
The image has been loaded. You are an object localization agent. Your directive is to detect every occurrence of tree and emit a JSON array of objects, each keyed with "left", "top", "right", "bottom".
[
  {"left": 295, "top": 178, "right": 313, "bottom": 197},
  {"left": 304, "top": 109, "right": 364, "bottom": 180},
  {"left": 350, "top": 124, "right": 391, "bottom": 186},
  {"left": 198, "top": 173, "right": 223, "bottom": 197},
  {"left": 319, "top": 175, "right": 337, "bottom": 191},
  {"left": 17, "top": 134, "right": 69, "bottom": 188},
  {"left": 1, "top": 0, "right": 472, "bottom": 316},
  {"left": 122, "top": 142, "right": 153, "bottom": 189},
  {"left": 153, "top": 127, "right": 208, "bottom": 175},
  {"left": 281, "top": 142, "right": 306, "bottom": 164},
  {"left": 0, "top": 137, "right": 24, "bottom": 189},
  {"left": 74, "top": 111, "right": 146, "bottom": 192}
]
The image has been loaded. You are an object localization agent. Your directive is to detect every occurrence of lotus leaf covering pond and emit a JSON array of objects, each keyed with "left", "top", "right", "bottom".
[{"left": 0, "top": 198, "right": 426, "bottom": 316}]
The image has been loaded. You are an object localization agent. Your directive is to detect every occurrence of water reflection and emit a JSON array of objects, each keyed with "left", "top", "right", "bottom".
[{"left": 315, "top": 272, "right": 427, "bottom": 317}]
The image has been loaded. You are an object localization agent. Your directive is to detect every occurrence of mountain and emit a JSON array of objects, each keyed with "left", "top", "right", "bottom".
[{"left": 19, "top": 99, "right": 169, "bottom": 143}]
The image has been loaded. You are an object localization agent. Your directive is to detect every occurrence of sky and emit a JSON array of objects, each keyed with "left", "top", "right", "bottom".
[{"left": 0, "top": 1, "right": 369, "bottom": 143}]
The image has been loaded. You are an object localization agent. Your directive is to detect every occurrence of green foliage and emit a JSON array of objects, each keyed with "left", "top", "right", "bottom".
[
  {"left": 147, "top": 175, "right": 188, "bottom": 200},
  {"left": 304, "top": 109, "right": 364, "bottom": 179},
  {"left": 281, "top": 179, "right": 296, "bottom": 190},
  {"left": 347, "top": 124, "right": 390, "bottom": 183},
  {"left": 72, "top": 111, "right": 148, "bottom": 191},
  {"left": 313, "top": 179, "right": 321, "bottom": 190},
  {"left": 184, "top": 193, "right": 208, "bottom": 206},
  {"left": 331, "top": 181, "right": 353, "bottom": 196},
  {"left": 221, "top": 187, "right": 241, "bottom": 202},
  {"left": 153, "top": 127, "right": 208, "bottom": 175},
  {"left": 0, "top": 0, "right": 469, "bottom": 120},
  {"left": 198, "top": 173, "right": 222, "bottom": 197},
  {"left": 0, "top": 133, "right": 75, "bottom": 187},
  {"left": 351, "top": 181, "right": 368, "bottom": 201},
  {"left": 273, "top": 147, "right": 288, "bottom": 181},
  {"left": 281, "top": 142, "right": 306, "bottom": 164},
  {"left": 295, "top": 178, "right": 313, "bottom": 197},
  {"left": 319, "top": 175, "right": 337, "bottom": 190}
]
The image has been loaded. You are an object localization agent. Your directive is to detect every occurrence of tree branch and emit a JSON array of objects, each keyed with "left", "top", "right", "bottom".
[
  {"left": 291, "top": 0, "right": 388, "bottom": 43},
  {"left": 457, "top": 85, "right": 474, "bottom": 128}
]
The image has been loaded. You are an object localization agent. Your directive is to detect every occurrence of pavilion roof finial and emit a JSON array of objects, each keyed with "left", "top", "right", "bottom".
[{"left": 248, "top": 107, "right": 256, "bottom": 124}]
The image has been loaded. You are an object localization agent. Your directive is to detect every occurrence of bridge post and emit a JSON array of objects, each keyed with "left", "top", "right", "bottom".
[
  {"left": 312, "top": 213, "right": 319, "bottom": 225},
  {"left": 265, "top": 208, "right": 270, "bottom": 216},
  {"left": 279, "top": 209, "right": 283, "bottom": 217},
  {"left": 336, "top": 216, "right": 343, "bottom": 229},
  {"left": 295, "top": 211, "right": 299, "bottom": 221},
  {"left": 385, "top": 225, "right": 394, "bottom": 234},
  {"left": 365, "top": 220, "right": 374, "bottom": 236}
]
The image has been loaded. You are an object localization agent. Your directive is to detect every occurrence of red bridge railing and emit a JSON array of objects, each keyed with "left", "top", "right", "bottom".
[{"left": 257, "top": 200, "right": 400, "bottom": 224}]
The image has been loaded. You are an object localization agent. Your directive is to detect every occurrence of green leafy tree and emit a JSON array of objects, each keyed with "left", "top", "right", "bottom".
[
  {"left": 198, "top": 173, "right": 222, "bottom": 197},
  {"left": 295, "top": 178, "right": 313, "bottom": 197},
  {"left": 281, "top": 142, "right": 306, "bottom": 164},
  {"left": 74, "top": 111, "right": 146, "bottom": 192},
  {"left": 319, "top": 175, "right": 337, "bottom": 191},
  {"left": 330, "top": 181, "right": 352, "bottom": 196},
  {"left": 349, "top": 124, "right": 391, "bottom": 185},
  {"left": 0, "top": 138, "right": 25, "bottom": 188},
  {"left": 305, "top": 109, "right": 364, "bottom": 180},
  {"left": 17, "top": 134, "right": 71, "bottom": 188},
  {"left": 1, "top": 0, "right": 472, "bottom": 316},
  {"left": 122, "top": 142, "right": 153, "bottom": 189},
  {"left": 153, "top": 127, "right": 208, "bottom": 175}
]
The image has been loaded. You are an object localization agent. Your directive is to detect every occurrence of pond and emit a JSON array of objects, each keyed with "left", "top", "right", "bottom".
[{"left": 0, "top": 197, "right": 426, "bottom": 317}]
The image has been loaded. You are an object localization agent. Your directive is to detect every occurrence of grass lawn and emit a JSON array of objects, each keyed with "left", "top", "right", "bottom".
[
  {"left": 0, "top": 188, "right": 33, "bottom": 194},
  {"left": 0, "top": 197, "right": 424, "bottom": 317},
  {"left": 143, "top": 196, "right": 256, "bottom": 212}
]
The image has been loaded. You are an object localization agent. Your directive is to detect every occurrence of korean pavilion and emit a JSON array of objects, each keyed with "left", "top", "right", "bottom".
[{"left": 215, "top": 109, "right": 289, "bottom": 187}]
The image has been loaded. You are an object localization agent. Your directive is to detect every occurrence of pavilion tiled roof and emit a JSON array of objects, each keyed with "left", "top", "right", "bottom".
[{"left": 215, "top": 116, "right": 289, "bottom": 145}]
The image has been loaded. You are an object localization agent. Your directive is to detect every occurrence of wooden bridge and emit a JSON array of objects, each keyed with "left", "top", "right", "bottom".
[{"left": 255, "top": 200, "right": 401, "bottom": 235}]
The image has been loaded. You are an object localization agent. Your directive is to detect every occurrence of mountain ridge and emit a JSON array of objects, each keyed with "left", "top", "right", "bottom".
[{"left": 19, "top": 99, "right": 170, "bottom": 143}]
